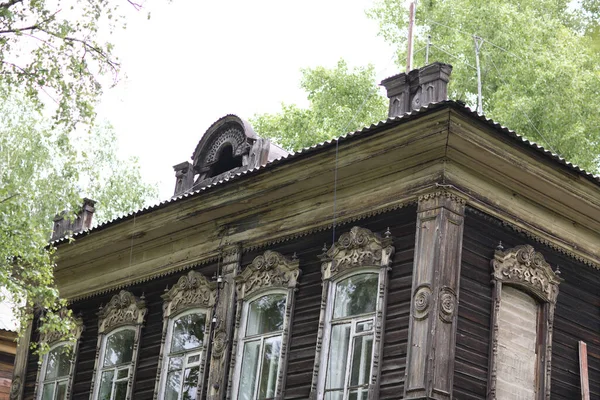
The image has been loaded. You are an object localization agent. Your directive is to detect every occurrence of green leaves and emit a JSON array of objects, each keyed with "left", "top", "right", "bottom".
[
  {"left": 369, "top": 0, "right": 600, "bottom": 173},
  {"left": 251, "top": 60, "right": 388, "bottom": 151}
]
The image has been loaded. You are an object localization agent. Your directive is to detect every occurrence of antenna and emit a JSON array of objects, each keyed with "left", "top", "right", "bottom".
[
  {"left": 473, "top": 35, "right": 484, "bottom": 113},
  {"left": 406, "top": 0, "right": 417, "bottom": 72}
]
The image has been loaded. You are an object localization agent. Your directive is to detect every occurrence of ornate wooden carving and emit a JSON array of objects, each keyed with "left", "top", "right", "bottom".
[
  {"left": 227, "top": 251, "right": 300, "bottom": 400},
  {"left": 404, "top": 190, "right": 465, "bottom": 400},
  {"left": 89, "top": 291, "right": 146, "bottom": 400},
  {"left": 153, "top": 271, "right": 217, "bottom": 400},
  {"left": 207, "top": 245, "right": 241, "bottom": 400},
  {"left": 33, "top": 313, "right": 84, "bottom": 400},
  {"left": 310, "top": 226, "right": 394, "bottom": 399},
  {"left": 488, "top": 245, "right": 562, "bottom": 400}
]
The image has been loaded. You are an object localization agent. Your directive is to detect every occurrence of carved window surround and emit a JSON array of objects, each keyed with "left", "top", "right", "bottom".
[
  {"left": 153, "top": 270, "right": 217, "bottom": 400},
  {"left": 227, "top": 250, "right": 300, "bottom": 400},
  {"left": 90, "top": 290, "right": 147, "bottom": 400},
  {"left": 310, "top": 226, "right": 395, "bottom": 400},
  {"left": 488, "top": 244, "right": 562, "bottom": 400},
  {"left": 34, "top": 312, "right": 84, "bottom": 400}
]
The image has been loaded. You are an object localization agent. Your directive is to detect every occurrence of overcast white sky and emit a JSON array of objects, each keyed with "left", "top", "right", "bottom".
[{"left": 95, "top": 0, "right": 399, "bottom": 200}]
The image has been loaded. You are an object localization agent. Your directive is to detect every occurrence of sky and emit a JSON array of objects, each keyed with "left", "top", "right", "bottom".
[{"left": 96, "top": 0, "right": 399, "bottom": 200}]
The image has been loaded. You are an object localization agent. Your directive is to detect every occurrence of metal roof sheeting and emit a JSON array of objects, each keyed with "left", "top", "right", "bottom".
[{"left": 52, "top": 101, "right": 600, "bottom": 245}]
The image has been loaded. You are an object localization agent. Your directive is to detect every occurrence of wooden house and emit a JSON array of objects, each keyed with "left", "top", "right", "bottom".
[{"left": 10, "top": 62, "right": 600, "bottom": 400}]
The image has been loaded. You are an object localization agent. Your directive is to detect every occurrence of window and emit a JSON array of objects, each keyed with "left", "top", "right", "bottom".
[
  {"left": 489, "top": 244, "right": 562, "bottom": 399},
  {"left": 154, "top": 271, "right": 216, "bottom": 400},
  {"left": 229, "top": 250, "right": 300, "bottom": 400},
  {"left": 91, "top": 290, "right": 146, "bottom": 400},
  {"left": 311, "top": 227, "right": 394, "bottom": 400},
  {"left": 35, "top": 313, "right": 83, "bottom": 400}
]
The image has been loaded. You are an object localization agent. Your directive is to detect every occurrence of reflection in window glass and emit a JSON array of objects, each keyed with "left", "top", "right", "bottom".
[
  {"left": 238, "top": 294, "right": 286, "bottom": 400},
  {"left": 325, "top": 273, "right": 378, "bottom": 400},
  {"left": 41, "top": 344, "right": 72, "bottom": 400},
  {"left": 161, "top": 311, "right": 206, "bottom": 400},
  {"left": 96, "top": 328, "right": 135, "bottom": 400}
]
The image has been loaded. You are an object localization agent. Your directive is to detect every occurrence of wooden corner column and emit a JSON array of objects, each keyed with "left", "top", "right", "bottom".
[
  {"left": 404, "top": 191, "right": 465, "bottom": 399},
  {"left": 207, "top": 244, "right": 241, "bottom": 400}
]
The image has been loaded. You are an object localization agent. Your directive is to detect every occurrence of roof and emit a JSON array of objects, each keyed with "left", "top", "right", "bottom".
[{"left": 52, "top": 101, "right": 600, "bottom": 245}]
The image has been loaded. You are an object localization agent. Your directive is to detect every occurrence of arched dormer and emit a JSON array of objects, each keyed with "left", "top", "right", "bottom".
[{"left": 173, "top": 115, "right": 288, "bottom": 196}]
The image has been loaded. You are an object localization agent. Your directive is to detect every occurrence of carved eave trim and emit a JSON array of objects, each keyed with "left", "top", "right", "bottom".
[
  {"left": 98, "top": 290, "right": 147, "bottom": 334},
  {"left": 492, "top": 244, "right": 562, "bottom": 304},
  {"left": 320, "top": 226, "right": 395, "bottom": 280},
  {"left": 235, "top": 250, "right": 300, "bottom": 299},
  {"left": 162, "top": 270, "right": 217, "bottom": 318}
]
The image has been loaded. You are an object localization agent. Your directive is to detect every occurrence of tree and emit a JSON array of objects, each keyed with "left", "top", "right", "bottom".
[
  {"left": 0, "top": 0, "right": 139, "bottom": 129},
  {"left": 368, "top": 0, "right": 600, "bottom": 173},
  {"left": 0, "top": 86, "right": 157, "bottom": 345},
  {"left": 251, "top": 60, "right": 388, "bottom": 151}
]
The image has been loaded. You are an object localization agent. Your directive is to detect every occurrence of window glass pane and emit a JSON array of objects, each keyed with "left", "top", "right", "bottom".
[
  {"left": 350, "top": 334, "right": 373, "bottom": 387},
  {"left": 246, "top": 295, "right": 286, "bottom": 336},
  {"left": 258, "top": 337, "right": 281, "bottom": 399},
  {"left": 182, "top": 366, "right": 199, "bottom": 400},
  {"left": 165, "top": 370, "right": 182, "bottom": 400},
  {"left": 326, "top": 324, "right": 351, "bottom": 390},
  {"left": 238, "top": 340, "right": 261, "bottom": 400},
  {"left": 170, "top": 313, "right": 206, "bottom": 354},
  {"left": 104, "top": 329, "right": 135, "bottom": 367},
  {"left": 324, "top": 391, "right": 344, "bottom": 400},
  {"left": 41, "top": 383, "right": 55, "bottom": 400},
  {"left": 56, "top": 381, "right": 67, "bottom": 400},
  {"left": 116, "top": 368, "right": 129, "bottom": 380},
  {"left": 333, "top": 274, "right": 378, "bottom": 319},
  {"left": 45, "top": 345, "right": 71, "bottom": 379},
  {"left": 169, "top": 356, "right": 183, "bottom": 372},
  {"left": 98, "top": 370, "right": 114, "bottom": 400},
  {"left": 349, "top": 388, "right": 369, "bottom": 400},
  {"left": 114, "top": 380, "right": 128, "bottom": 400}
]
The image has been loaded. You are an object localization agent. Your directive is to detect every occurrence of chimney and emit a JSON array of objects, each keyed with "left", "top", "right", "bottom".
[
  {"left": 173, "top": 161, "right": 195, "bottom": 196},
  {"left": 51, "top": 198, "right": 96, "bottom": 241},
  {"left": 381, "top": 62, "right": 452, "bottom": 118}
]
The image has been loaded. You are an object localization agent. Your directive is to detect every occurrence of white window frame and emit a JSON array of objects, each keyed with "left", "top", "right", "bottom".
[
  {"left": 34, "top": 313, "right": 83, "bottom": 400},
  {"left": 93, "top": 326, "right": 137, "bottom": 400},
  {"left": 36, "top": 342, "right": 76, "bottom": 400},
  {"left": 89, "top": 290, "right": 147, "bottom": 400},
  {"left": 153, "top": 270, "right": 217, "bottom": 400},
  {"left": 157, "top": 308, "right": 211, "bottom": 400},
  {"left": 226, "top": 250, "right": 300, "bottom": 400},
  {"left": 231, "top": 289, "right": 288, "bottom": 400},
  {"left": 310, "top": 226, "right": 394, "bottom": 400}
]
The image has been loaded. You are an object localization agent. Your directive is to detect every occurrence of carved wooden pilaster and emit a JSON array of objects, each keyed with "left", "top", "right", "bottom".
[
  {"left": 207, "top": 244, "right": 241, "bottom": 400},
  {"left": 10, "top": 319, "right": 32, "bottom": 400},
  {"left": 404, "top": 191, "right": 465, "bottom": 400},
  {"left": 487, "top": 245, "right": 562, "bottom": 400}
]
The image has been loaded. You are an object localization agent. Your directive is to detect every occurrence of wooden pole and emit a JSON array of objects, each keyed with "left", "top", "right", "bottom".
[
  {"left": 473, "top": 35, "right": 484, "bottom": 114},
  {"left": 579, "top": 341, "right": 590, "bottom": 400},
  {"left": 406, "top": 0, "right": 416, "bottom": 73}
]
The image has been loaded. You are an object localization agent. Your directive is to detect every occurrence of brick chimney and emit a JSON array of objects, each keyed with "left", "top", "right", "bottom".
[
  {"left": 381, "top": 62, "right": 452, "bottom": 118},
  {"left": 51, "top": 198, "right": 96, "bottom": 241}
]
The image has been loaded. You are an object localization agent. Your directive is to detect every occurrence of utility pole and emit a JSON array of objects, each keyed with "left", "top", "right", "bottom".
[
  {"left": 425, "top": 34, "right": 431, "bottom": 64},
  {"left": 406, "top": 0, "right": 417, "bottom": 72},
  {"left": 473, "top": 35, "right": 484, "bottom": 113}
]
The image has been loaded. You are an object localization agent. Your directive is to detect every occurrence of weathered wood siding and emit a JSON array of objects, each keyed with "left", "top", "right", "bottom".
[
  {"left": 21, "top": 205, "right": 416, "bottom": 400},
  {"left": 454, "top": 207, "right": 600, "bottom": 399}
]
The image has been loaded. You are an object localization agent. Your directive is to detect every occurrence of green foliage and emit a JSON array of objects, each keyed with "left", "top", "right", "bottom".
[
  {"left": 251, "top": 60, "right": 388, "bottom": 151},
  {"left": 0, "top": 87, "right": 157, "bottom": 344},
  {"left": 0, "top": 0, "right": 129, "bottom": 129},
  {"left": 368, "top": 0, "right": 600, "bottom": 173}
]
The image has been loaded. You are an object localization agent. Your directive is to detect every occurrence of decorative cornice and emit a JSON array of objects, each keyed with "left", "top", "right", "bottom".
[
  {"left": 418, "top": 189, "right": 466, "bottom": 205},
  {"left": 321, "top": 226, "right": 395, "bottom": 279},
  {"left": 492, "top": 244, "right": 562, "bottom": 303},
  {"left": 98, "top": 291, "right": 147, "bottom": 333},
  {"left": 236, "top": 250, "right": 300, "bottom": 299},
  {"left": 162, "top": 270, "right": 217, "bottom": 318}
]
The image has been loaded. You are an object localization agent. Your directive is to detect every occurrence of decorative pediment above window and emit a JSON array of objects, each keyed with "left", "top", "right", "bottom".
[
  {"left": 98, "top": 290, "right": 147, "bottom": 334},
  {"left": 492, "top": 244, "right": 562, "bottom": 303},
  {"left": 321, "top": 226, "right": 395, "bottom": 280},
  {"left": 162, "top": 270, "right": 217, "bottom": 318},
  {"left": 39, "top": 310, "right": 84, "bottom": 345},
  {"left": 235, "top": 250, "right": 300, "bottom": 299}
]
